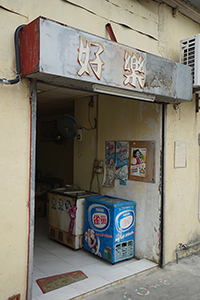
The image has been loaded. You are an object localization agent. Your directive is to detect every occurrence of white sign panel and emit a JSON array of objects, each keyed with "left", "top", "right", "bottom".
[{"left": 174, "top": 141, "right": 187, "bottom": 168}]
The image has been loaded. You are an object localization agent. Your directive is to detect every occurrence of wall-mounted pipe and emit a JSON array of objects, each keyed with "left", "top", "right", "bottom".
[
  {"left": 198, "top": 134, "right": 200, "bottom": 220},
  {"left": 199, "top": 160, "right": 200, "bottom": 220},
  {"left": 0, "top": 24, "right": 25, "bottom": 84},
  {"left": 26, "top": 79, "right": 37, "bottom": 300},
  {"left": 176, "top": 241, "right": 200, "bottom": 263},
  {"left": 161, "top": 104, "right": 167, "bottom": 268}
]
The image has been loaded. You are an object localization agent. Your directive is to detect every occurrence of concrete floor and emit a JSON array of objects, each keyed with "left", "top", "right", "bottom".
[{"left": 82, "top": 250, "right": 200, "bottom": 300}]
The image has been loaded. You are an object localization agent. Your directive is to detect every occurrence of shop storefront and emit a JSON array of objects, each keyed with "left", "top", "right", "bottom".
[{"left": 17, "top": 16, "right": 193, "bottom": 298}]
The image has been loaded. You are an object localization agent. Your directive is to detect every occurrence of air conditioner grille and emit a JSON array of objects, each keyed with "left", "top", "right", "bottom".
[{"left": 180, "top": 36, "right": 197, "bottom": 85}]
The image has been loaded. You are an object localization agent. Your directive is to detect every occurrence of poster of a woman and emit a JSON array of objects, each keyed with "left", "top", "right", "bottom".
[
  {"left": 133, "top": 149, "right": 141, "bottom": 165},
  {"left": 131, "top": 148, "right": 146, "bottom": 177}
]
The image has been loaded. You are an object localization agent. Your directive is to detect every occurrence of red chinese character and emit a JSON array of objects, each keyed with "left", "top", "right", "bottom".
[
  {"left": 93, "top": 214, "right": 101, "bottom": 225},
  {"left": 123, "top": 51, "right": 145, "bottom": 89},
  {"left": 100, "top": 215, "right": 107, "bottom": 225}
]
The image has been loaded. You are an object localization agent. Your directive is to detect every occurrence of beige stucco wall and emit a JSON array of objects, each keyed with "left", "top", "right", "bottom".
[
  {"left": 0, "top": 11, "right": 30, "bottom": 300},
  {"left": 157, "top": 4, "right": 200, "bottom": 263},
  {"left": 1, "top": 0, "right": 200, "bottom": 298},
  {"left": 165, "top": 99, "right": 200, "bottom": 263}
]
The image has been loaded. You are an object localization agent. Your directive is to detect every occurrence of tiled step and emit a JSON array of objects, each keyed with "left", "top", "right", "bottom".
[{"left": 34, "top": 259, "right": 158, "bottom": 300}]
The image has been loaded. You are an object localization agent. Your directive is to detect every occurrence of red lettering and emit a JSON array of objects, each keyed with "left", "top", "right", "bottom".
[
  {"left": 100, "top": 215, "right": 107, "bottom": 225},
  {"left": 93, "top": 215, "right": 101, "bottom": 225}
]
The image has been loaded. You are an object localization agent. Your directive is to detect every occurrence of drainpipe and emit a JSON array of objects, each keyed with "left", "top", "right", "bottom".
[
  {"left": 198, "top": 133, "right": 200, "bottom": 220},
  {"left": 160, "top": 104, "right": 167, "bottom": 268},
  {"left": 26, "top": 79, "right": 37, "bottom": 300},
  {"left": 176, "top": 241, "right": 200, "bottom": 263},
  {"left": 0, "top": 24, "right": 25, "bottom": 84}
]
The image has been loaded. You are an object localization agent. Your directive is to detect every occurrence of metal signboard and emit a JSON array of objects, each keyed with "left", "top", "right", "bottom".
[{"left": 20, "top": 17, "right": 192, "bottom": 103}]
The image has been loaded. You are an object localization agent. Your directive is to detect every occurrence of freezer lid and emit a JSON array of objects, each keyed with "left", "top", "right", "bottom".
[
  {"left": 85, "top": 195, "right": 136, "bottom": 207},
  {"left": 49, "top": 188, "right": 99, "bottom": 198}
]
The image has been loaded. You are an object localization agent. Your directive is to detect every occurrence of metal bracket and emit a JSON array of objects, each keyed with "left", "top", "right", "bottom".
[
  {"left": 173, "top": 103, "right": 180, "bottom": 110},
  {"left": 105, "top": 23, "right": 117, "bottom": 42},
  {"left": 172, "top": 7, "right": 179, "bottom": 18},
  {"left": 196, "top": 93, "right": 200, "bottom": 113}
]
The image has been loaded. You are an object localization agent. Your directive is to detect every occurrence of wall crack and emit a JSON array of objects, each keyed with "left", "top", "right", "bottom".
[{"left": 0, "top": 4, "right": 28, "bottom": 19}]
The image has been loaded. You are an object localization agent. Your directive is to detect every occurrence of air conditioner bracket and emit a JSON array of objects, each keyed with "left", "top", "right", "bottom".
[{"left": 195, "top": 93, "right": 200, "bottom": 113}]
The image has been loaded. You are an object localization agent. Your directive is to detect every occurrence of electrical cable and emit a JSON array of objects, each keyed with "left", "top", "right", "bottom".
[
  {"left": 0, "top": 24, "right": 25, "bottom": 85},
  {"left": 88, "top": 104, "right": 93, "bottom": 129},
  {"left": 82, "top": 97, "right": 96, "bottom": 131},
  {"left": 81, "top": 126, "right": 95, "bottom": 131},
  {"left": 89, "top": 172, "right": 95, "bottom": 192},
  {"left": 97, "top": 173, "right": 100, "bottom": 194}
]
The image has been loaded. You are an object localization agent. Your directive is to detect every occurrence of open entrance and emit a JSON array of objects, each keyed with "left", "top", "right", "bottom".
[{"left": 32, "top": 82, "right": 158, "bottom": 299}]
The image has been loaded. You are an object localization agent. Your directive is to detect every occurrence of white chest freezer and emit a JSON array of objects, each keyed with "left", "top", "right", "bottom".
[{"left": 48, "top": 188, "right": 98, "bottom": 249}]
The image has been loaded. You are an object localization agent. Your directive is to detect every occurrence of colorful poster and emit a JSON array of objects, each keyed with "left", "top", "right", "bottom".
[
  {"left": 115, "top": 165, "right": 128, "bottom": 185},
  {"left": 115, "top": 165, "right": 128, "bottom": 181},
  {"left": 130, "top": 148, "right": 146, "bottom": 177},
  {"left": 102, "top": 165, "right": 116, "bottom": 187},
  {"left": 105, "top": 141, "right": 115, "bottom": 165},
  {"left": 115, "top": 142, "right": 129, "bottom": 167}
]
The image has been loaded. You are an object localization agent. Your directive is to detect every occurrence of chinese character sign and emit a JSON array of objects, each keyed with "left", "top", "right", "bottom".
[
  {"left": 77, "top": 35, "right": 147, "bottom": 90},
  {"left": 77, "top": 36, "right": 104, "bottom": 80},
  {"left": 123, "top": 51, "right": 146, "bottom": 89}
]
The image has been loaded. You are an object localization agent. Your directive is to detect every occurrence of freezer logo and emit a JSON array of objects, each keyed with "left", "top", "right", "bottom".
[
  {"left": 115, "top": 210, "right": 135, "bottom": 232},
  {"left": 51, "top": 197, "right": 56, "bottom": 210},
  {"left": 93, "top": 213, "right": 107, "bottom": 228},
  {"left": 88, "top": 204, "right": 110, "bottom": 231},
  {"left": 58, "top": 198, "right": 64, "bottom": 211},
  {"left": 65, "top": 200, "right": 71, "bottom": 211}
]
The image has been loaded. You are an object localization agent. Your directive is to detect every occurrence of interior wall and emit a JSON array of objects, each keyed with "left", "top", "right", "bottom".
[
  {"left": 73, "top": 96, "right": 98, "bottom": 190},
  {"left": 74, "top": 95, "right": 162, "bottom": 262},
  {"left": 36, "top": 114, "right": 74, "bottom": 186}
]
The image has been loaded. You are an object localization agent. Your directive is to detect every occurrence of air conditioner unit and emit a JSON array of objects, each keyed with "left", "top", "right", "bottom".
[{"left": 180, "top": 34, "right": 200, "bottom": 87}]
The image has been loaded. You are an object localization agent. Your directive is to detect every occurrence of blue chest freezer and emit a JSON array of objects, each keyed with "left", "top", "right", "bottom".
[{"left": 84, "top": 195, "right": 136, "bottom": 263}]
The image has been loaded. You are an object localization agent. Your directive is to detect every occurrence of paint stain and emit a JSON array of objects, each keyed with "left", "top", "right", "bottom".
[{"left": 123, "top": 278, "right": 172, "bottom": 299}]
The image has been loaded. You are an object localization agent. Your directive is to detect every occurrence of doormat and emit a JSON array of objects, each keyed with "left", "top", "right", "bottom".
[{"left": 36, "top": 270, "right": 88, "bottom": 293}]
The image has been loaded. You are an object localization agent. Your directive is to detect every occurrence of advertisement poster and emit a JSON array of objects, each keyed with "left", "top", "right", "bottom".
[
  {"left": 130, "top": 148, "right": 146, "bottom": 177},
  {"left": 115, "top": 165, "right": 128, "bottom": 186},
  {"left": 102, "top": 165, "right": 116, "bottom": 187},
  {"left": 115, "top": 141, "right": 129, "bottom": 167},
  {"left": 105, "top": 141, "right": 115, "bottom": 165}
]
